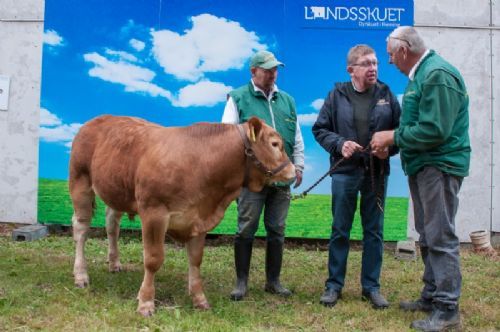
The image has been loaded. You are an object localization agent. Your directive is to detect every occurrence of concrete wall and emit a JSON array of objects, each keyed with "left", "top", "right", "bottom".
[
  {"left": 493, "top": 1, "right": 500, "bottom": 236},
  {"left": 406, "top": 0, "right": 499, "bottom": 241},
  {"left": 0, "top": 0, "right": 44, "bottom": 224},
  {"left": 0, "top": 0, "right": 498, "bottom": 241}
]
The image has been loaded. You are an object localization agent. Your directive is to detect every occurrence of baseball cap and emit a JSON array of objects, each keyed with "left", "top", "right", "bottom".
[{"left": 250, "top": 50, "right": 285, "bottom": 69}]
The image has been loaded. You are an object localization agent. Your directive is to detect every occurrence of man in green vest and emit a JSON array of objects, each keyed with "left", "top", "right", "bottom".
[
  {"left": 371, "top": 26, "right": 471, "bottom": 332},
  {"left": 222, "top": 50, "right": 305, "bottom": 301}
]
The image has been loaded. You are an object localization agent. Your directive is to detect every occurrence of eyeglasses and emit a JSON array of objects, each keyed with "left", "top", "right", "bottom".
[
  {"left": 390, "top": 36, "right": 412, "bottom": 48},
  {"left": 351, "top": 60, "right": 378, "bottom": 68}
]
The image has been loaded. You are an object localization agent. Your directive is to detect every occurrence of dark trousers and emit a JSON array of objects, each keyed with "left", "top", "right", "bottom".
[
  {"left": 409, "top": 166, "right": 463, "bottom": 308},
  {"left": 235, "top": 186, "right": 290, "bottom": 242},
  {"left": 325, "top": 169, "right": 387, "bottom": 292}
]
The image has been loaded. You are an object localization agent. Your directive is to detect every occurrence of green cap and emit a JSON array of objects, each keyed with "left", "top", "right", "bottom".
[{"left": 250, "top": 50, "right": 284, "bottom": 69}]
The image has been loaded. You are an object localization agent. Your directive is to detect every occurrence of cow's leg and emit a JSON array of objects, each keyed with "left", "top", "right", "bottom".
[
  {"left": 137, "top": 207, "right": 168, "bottom": 317},
  {"left": 70, "top": 176, "right": 95, "bottom": 288},
  {"left": 186, "top": 233, "right": 210, "bottom": 309},
  {"left": 105, "top": 207, "right": 123, "bottom": 272}
]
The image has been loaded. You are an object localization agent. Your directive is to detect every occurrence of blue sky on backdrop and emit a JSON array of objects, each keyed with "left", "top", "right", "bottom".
[{"left": 39, "top": 0, "right": 413, "bottom": 196}]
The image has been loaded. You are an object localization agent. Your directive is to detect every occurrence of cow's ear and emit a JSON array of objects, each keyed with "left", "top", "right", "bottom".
[{"left": 247, "top": 117, "right": 263, "bottom": 142}]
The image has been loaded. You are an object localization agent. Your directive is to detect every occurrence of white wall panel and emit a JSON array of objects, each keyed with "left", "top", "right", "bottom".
[
  {"left": 493, "top": 0, "right": 500, "bottom": 26},
  {"left": 415, "top": 0, "right": 491, "bottom": 27},
  {"left": 492, "top": 31, "right": 500, "bottom": 232},
  {"left": 0, "top": 0, "right": 44, "bottom": 223}
]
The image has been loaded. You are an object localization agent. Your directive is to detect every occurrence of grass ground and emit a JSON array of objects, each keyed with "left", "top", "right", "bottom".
[
  {"left": 0, "top": 229, "right": 498, "bottom": 331},
  {"left": 38, "top": 178, "right": 408, "bottom": 241}
]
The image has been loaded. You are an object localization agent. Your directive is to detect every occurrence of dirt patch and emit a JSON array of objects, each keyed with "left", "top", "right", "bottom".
[{"left": 0, "top": 222, "right": 17, "bottom": 236}]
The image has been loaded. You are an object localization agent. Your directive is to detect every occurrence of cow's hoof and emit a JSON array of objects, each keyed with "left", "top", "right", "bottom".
[
  {"left": 108, "top": 263, "right": 122, "bottom": 273},
  {"left": 137, "top": 300, "right": 155, "bottom": 317},
  {"left": 74, "top": 274, "right": 89, "bottom": 288},
  {"left": 194, "top": 301, "right": 211, "bottom": 310}
]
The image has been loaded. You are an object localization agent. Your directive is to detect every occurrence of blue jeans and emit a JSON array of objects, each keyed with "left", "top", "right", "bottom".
[
  {"left": 235, "top": 186, "right": 291, "bottom": 243},
  {"left": 409, "top": 166, "right": 462, "bottom": 309},
  {"left": 325, "top": 169, "right": 387, "bottom": 293}
]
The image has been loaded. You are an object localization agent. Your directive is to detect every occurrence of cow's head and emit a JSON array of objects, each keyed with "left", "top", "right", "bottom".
[{"left": 244, "top": 117, "right": 296, "bottom": 192}]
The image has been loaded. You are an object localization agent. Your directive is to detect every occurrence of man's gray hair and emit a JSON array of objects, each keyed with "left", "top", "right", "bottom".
[{"left": 387, "top": 26, "right": 426, "bottom": 54}]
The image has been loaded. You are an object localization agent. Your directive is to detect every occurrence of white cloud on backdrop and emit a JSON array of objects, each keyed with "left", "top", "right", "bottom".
[
  {"left": 83, "top": 52, "right": 233, "bottom": 108},
  {"left": 296, "top": 98, "right": 325, "bottom": 126},
  {"left": 104, "top": 49, "right": 138, "bottom": 63},
  {"left": 311, "top": 98, "right": 324, "bottom": 111},
  {"left": 151, "top": 13, "right": 265, "bottom": 82},
  {"left": 39, "top": 108, "right": 82, "bottom": 148},
  {"left": 82, "top": 14, "right": 268, "bottom": 108},
  {"left": 83, "top": 52, "right": 173, "bottom": 99},
  {"left": 298, "top": 113, "right": 318, "bottom": 126},
  {"left": 171, "top": 80, "right": 232, "bottom": 107},
  {"left": 40, "top": 108, "right": 62, "bottom": 126},
  {"left": 129, "top": 38, "right": 145, "bottom": 51},
  {"left": 43, "top": 29, "right": 64, "bottom": 47}
]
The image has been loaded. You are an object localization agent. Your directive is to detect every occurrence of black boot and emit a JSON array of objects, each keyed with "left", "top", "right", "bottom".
[
  {"left": 411, "top": 304, "right": 461, "bottom": 331},
  {"left": 264, "top": 239, "right": 292, "bottom": 297},
  {"left": 230, "top": 237, "right": 253, "bottom": 301}
]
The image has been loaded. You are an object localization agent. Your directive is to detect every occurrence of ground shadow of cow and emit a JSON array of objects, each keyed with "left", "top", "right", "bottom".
[{"left": 68, "top": 115, "right": 295, "bottom": 316}]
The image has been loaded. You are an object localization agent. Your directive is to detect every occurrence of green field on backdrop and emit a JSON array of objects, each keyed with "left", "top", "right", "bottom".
[{"left": 38, "top": 179, "right": 408, "bottom": 241}]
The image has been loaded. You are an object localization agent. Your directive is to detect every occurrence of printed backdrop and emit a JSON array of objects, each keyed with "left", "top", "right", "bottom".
[{"left": 39, "top": 0, "right": 414, "bottom": 239}]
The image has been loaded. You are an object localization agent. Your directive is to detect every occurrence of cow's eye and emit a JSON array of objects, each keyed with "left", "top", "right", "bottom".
[{"left": 271, "top": 141, "right": 279, "bottom": 148}]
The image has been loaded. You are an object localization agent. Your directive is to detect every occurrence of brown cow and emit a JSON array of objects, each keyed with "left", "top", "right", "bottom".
[{"left": 69, "top": 115, "right": 295, "bottom": 316}]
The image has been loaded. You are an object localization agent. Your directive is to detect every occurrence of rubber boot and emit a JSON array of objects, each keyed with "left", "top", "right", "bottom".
[
  {"left": 264, "top": 239, "right": 292, "bottom": 297},
  {"left": 229, "top": 237, "right": 253, "bottom": 301}
]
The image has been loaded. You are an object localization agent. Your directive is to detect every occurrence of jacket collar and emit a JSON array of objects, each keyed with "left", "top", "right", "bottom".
[
  {"left": 336, "top": 80, "right": 388, "bottom": 99},
  {"left": 409, "top": 49, "right": 431, "bottom": 81},
  {"left": 249, "top": 80, "right": 279, "bottom": 100}
]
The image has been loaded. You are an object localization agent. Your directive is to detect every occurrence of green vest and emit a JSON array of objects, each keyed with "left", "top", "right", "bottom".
[{"left": 229, "top": 82, "right": 297, "bottom": 162}]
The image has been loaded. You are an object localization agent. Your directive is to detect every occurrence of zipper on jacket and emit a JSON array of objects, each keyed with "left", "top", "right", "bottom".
[{"left": 267, "top": 96, "right": 276, "bottom": 129}]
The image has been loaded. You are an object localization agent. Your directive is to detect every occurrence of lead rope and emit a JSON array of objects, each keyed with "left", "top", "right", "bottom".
[{"left": 282, "top": 147, "right": 384, "bottom": 213}]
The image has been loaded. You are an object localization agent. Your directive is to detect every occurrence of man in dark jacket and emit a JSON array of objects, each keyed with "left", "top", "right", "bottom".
[
  {"left": 371, "top": 26, "right": 470, "bottom": 332},
  {"left": 313, "top": 44, "right": 401, "bottom": 309}
]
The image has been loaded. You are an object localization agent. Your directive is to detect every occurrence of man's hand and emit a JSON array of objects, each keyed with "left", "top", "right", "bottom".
[
  {"left": 293, "top": 170, "right": 303, "bottom": 188},
  {"left": 370, "top": 130, "right": 395, "bottom": 154},
  {"left": 341, "top": 141, "right": 363, "bottom": 159},
  {"left": 372, "top": 148, "right": 389, "bottom": 160}
]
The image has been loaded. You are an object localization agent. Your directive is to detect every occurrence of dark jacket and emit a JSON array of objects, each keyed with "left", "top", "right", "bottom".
[{"left": 312, "top": 81, "right": 401, "bottom": 174}]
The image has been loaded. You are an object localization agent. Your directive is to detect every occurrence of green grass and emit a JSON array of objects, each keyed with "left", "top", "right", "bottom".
[
  {"left": 0, "top": 233, "right": 498, "bottom": 331},
  {"left": 38, "top": 178, "right": 408, "bottom": 241}
]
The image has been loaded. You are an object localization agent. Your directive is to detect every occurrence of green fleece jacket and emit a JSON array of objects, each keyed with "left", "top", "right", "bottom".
[
  {"left": 229, "top": 82, "right": 297, "bottom": 160},
  {"left": 394, "top": 50, "right": 471, "bottom": 177}
]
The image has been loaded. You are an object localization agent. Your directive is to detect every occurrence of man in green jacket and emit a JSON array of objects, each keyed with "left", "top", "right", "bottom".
[
  {"left": 371, "top": 26, "right": 470, "bottom": 332},
  {"left": 222, "top": 50, "right": 305, "bottom": 301}
]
